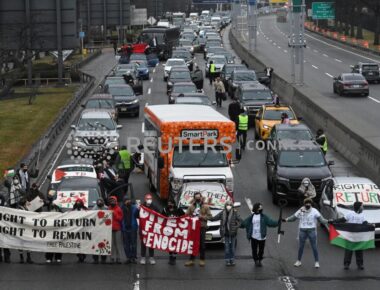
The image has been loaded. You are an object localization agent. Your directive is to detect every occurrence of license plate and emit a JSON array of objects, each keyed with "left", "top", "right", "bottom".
[
  {"left": 121, "top": 107, "right": 127, "bottom": 112},
  {"left": 353, "top": 85, "right": 360, "bottom": 88},
  {"left": 368, "top": 72, "right": 373, "bottom": 75},
  {"left": 205, "top": 234, "right": 213, "bottom": 241}
]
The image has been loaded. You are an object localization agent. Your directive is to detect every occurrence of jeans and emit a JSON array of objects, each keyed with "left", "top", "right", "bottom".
[
  {"left": 237, "top": 130, "right": 247, "bottom": 149},
  {"left": 111, "top": 231, "right": 122, "bottom": 261},
  {"left": 224, "top": 235, "right": 237, "bottom": 262},
  {"left": 141, "top": 241, "right": 154, "bottom": 258},
  {"left": 123, "top": 230, "right": 137, "bottom": 259},
  {"left": 216, "top": 92, "right": 223, "bottom": 107},
  {"left": 191, "top": 227, "right": 206, "bottom": 260},
  {"left": 298, "top": 228, "right": 319, "bottom": 262},
  {"left": 251, "top": 238, "right": 266, "bottom": 261},
  {"left": 344, "top": 250, "right": 363, "bottom": 266}
]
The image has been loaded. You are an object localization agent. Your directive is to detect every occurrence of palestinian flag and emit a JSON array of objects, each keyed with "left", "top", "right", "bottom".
[
  {"left": 3, "top": 169, "right": 15, "bottom": 178},
  {"left": 329, "top": 223, "right": 375, "bottom": 251}
]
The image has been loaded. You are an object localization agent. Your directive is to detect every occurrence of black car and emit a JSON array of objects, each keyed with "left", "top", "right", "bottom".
[
  {"left": 268, "top": 124, "right": 314, "bottom": 144},
  {"left": 168, "top": 82, "right": 197, "bottom": 103},
  {"left": 167, "top": 67, "right": 193, "bottom": 93},
  {"left": 266, "top": 140, "right": 333, "bottom": 204},
  {"left": 333, "top": 73, "right": 369, "bottom": 96},
  {"left": 104, "top": 75, "right": 143, "bottom": 96},
  {"left": 351, "top": 62, "right": 380, "bottom": 83},
  {"left": 105, "top": 84, "right": 140, "bottom": 117},
  {"left": 171, "top": 50, "right": 194, "bottom": 71},
  {"left": 236, "top": 82, "right": 274, "bottom": 117},
  {"left": 220, "top": 64, "right": 247, "bottom": 91},
  {"left": 228, "top": 70, "right": 257, "bottom": 98}
]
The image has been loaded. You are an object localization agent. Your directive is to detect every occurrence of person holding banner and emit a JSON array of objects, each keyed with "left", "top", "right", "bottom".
[
  {"left": 185, "top": 192, "right": 212, "bottom": 267},
  {"left": 210, "top": 200, "right": 242, "bottom": 266},
  {"left": 108, "top": 196, "right": 123, "bottom": 264},
  {"left": 122, "top": 196, "right": 139, "bottom": 264},
  {"left": 45, "top": 199, "right": 63, "bottom": 264},
  {"left": 73, "top": 198, "right": 88, "bottom": 263},
  {"left": 17, "top": 198, "right": 34, "bottom": 264},
  {"left": 0, "top": 195, "right": 11, "bottom": 263},
  {"left": 162, "top": 199, "right": 185, "bottom": 265},
  {"left": 92, "top": 198, "right": 108, "bottom": 264}
]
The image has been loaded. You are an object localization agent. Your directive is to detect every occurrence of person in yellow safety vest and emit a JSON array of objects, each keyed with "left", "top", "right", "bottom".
[
  {"left": 237, "top": 108, "right": 249, "bottom": 150},
  {"left": 115, "top": 145, "right": 134, "bottom": 185},
  {"left": 316, "top": 129, "right": 328, "bottom": 155},
  {"left": 209, "top": 60, "right": 216, "bottom": 85}
]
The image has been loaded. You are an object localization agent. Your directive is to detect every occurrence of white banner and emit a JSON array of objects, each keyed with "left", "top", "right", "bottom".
[{"left": 0, "top": 207, "right": 113, "bottom": 255}]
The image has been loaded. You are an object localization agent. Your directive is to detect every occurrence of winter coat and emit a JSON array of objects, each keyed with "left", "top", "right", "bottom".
[
  {"left": 228, "top": 102, "right": 241, "bottom": 119},
  {"left": 109, "top": 197, "right": 123, "bottom": 231},
  {"left": 210, "top": 208, "right": 242, "bottom": 237},
  {"left": 214, "top": 81, "right": 226, "bottom": 93},
  {"left": 18, "top": 168, "right": 38, "bottom": 192},
  {"left": 121, "top": 204, "right": 139, "bottom": 231},
  {"left": 298, "top": 178, "right": 316, "bottom": 199},
  {"left": 186, "top": 199, "right": 212, "bottom": 228},
  {"left": 241, "top": 213, "right": 278, "bottom": 240},
  {"left": 9, "top": 180, "right": 25, "bottom": 206}
]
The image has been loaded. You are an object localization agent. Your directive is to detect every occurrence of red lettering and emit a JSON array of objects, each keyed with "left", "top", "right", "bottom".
[{"left": 335, "top": 192, "right": 345, "bottom": 203}]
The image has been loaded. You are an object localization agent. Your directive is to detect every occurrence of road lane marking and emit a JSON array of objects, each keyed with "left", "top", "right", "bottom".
[
  {"left": 147, "top": 88, "right": 151, "bottom": 94},
  {"left": 368, "top": 96, "right": 380, "bottom": 103},
  {"left": 150, "top": 78, "right": 153, "bottom": 82},
  {"left": 273, "top": 42, "right": 277, "bottom": 46},
  {"left": 325, "top": 73, "right": 334, "bottom": 78},
  {"left": 335, "top": 58, "right": 342, "bottom": 63},
  {"left": 313, "top": 49, "right": 318, "bottom": 53},
  {"left": 323, "top": 53, "right": 329, "bottom": 57},
  {"left": 141, "top": 123, "right": 145, "bottom": 133},
  {"left": 284, "top": 50, "right": 288, "bottom": 53},
  {"left": 312, "top": 65, "right": 319, "bottom": 69},
  {"left": 278, "top": 46, "right": 281, "bottom": 49},
  {"left": 133, "top": 274, "right": 140, "bottom": 290},
  {"left": 145, "top": 102, "right": 149, "bottom": 107},
  {"left": 153, "top": 68, "right": 156, "bottom": 73}
]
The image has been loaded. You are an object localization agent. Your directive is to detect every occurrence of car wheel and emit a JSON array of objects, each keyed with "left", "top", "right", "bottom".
[
  {"left": 271, "top": 183, "right": 279, "bottom": 205},
  {"left": 255, "top": 128, "right": 259, "bottom": 140}
]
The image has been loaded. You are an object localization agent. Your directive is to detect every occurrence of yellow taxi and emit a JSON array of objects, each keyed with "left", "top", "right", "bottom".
[{"left": 255, "top": 104, "right": 300, "bottom": 140}]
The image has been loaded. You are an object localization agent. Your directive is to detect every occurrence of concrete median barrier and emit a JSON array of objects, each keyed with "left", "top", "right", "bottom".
[{"left": 229, "top": 29, "right": 380, "bottom": 184}]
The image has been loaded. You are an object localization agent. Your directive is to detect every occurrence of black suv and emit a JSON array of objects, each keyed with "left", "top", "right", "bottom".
[
  {"left": 220, "top": 64, "right": 247, "bottom": 92},
  {"left": 236, "top": 82, "right": 274, "bottom": 118},
  {"left": 266, "top": 140, "right": 333, "bottom": 204},
  {"left": 351, "top": 62, "right": 380, "bottom": 83},
  {"left": 227, "top": 70, "right": 257, "bottom": 98}
]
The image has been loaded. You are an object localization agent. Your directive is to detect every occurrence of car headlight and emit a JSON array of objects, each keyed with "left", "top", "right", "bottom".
[
  {"left": 277, "top": 176, "right": 289, "bottom": 182},
  {"left": 263, "top": 125, "right": 271, "bottom": 130},
  {"left": 204, "top": 48, "right": 207, "bottom": 52},
  {"left": 225, "top": 178, "right": 234, "bottom": 192},
  {"left": 74, "top": 136, "right": 81, "bottom": 142},
  {"left": 131, "top": 99, "right": 139, "bottom": 104},
  {"left": 111, "top": 136, "right": 119, "bottom": 142},
  {"left": 190, "top": 47, "right": 194, "bottom": 52},
  {"left": 172, "top": 178, "right": 183, "bottom": 190}
]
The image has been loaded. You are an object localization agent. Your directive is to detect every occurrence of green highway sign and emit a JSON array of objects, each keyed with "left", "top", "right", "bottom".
[
  {"left": 312, "top": 2, "right": 335, "bottom": 20},
  {"left": 293, "top": 0, "right": 302, "bottom": 13}
]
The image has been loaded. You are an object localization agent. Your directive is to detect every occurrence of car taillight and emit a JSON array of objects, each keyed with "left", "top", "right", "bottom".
[{"left": 343, "top": 83, "right": 351, "bottom": 88}]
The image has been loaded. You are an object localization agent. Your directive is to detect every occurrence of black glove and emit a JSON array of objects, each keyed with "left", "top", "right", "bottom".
[{"left": 328, "top": 219, "right": 334, "bottom": 224}]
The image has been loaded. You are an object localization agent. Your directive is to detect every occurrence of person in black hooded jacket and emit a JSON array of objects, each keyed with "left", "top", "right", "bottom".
[{"left": 0, "top": 194, "right": 11, "bottom": 263}]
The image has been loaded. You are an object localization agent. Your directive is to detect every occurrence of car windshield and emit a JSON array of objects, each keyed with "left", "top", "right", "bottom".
[
  {"left": 167, "top": 60, "right": 186, "bottom": 66},
  {"left": 179, "top": 188, "right": 232, "bottom": 210},
  {"left": 173, "top": 85, "right": 196, "bottom": 93},
  {"left": 135, "top": 62, "right": 148, "bottom": 69},
  {"left": 130, "top": 54, "right": 146, "bottom": 61},
  {"left": 343, "top": 75, "right": 365, "bottom": 81},
  {"left": 172, "top": 146, "right": 228, "bottom": 167},
  {"left": 170, "top": 71, "right": 191, "bottom": 79},
  {"left": 176, "top": 97, "right": 210, "bottom": 105},
  {"left": 108, "top": 86, "right": 134, "bottom": 96},
  {"left": 208, "top": 47, "right": 224, "bottom": 53},
  {"left": 263, "top": 109, "right": 295, "bottom": 120},
  {"left": 58, "top": 166, "right": 94, "bottom": 173},
  {"left": 172, "top": 52, "right": 191, "bottom": 59},
  {"left": 210, "top": 57, "right": 226, "bottom": 64},
  {"left": 207, "top": 41, "right": 221, "bottom": 47},
  {"left": 277, "top": 130, "right": 313, "bottom": 141},
  {"left": 86, "top": 99, "right": 114, "bottom": 109},
  {"left": 362, "top": 64, "right": 379, "bottom": 71},
  {"left": 78, "top": 118, "right": 115, "bottom": 131},
  {"left": 279, "top": 151, "right": 326, "bottom": 167},
  {"left": 226, "top": 66, "right": 245, "bottom": 74},
  {"left": 235, "top": 72, "right": 257, "bottom": 81},
  {"left": 105, "top": 78, "right": 125, "bottom": 85},
  {"left": 242, "top": 90, "right": 272, "bottom": 101},
  {"left": 180, "top": 40, "right": 192, "bottom": 46}
]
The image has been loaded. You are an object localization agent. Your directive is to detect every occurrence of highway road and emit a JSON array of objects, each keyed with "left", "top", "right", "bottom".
[
  {"left": 241, "top": 15, "right": 380, "bottom": 149},
  {"left": 1, "top": 25, "right": 380, "bottom": 290}
]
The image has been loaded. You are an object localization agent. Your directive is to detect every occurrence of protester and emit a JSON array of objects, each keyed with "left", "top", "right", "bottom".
[
  {"left": 316, "top": 129, "right": 328, "bottom": 155},
  {"left": 115, "top": 146, "right": 134, "bottom": 186},
  {"left": 45, "top": 199, "right": 63, "bottom": 264},
  {"left": 113, "top": 41, "right": 118, "bottom": 55},
  {"left": 237, "top": 108, "right": 249, "bottom": 149},
  {"left": 18, "top": 163, "right": 39, "bottom": 193},
  {"left": 192, "top": 64, "right": 204, "bottom": 90},
  {"left": 298, "top": 178, "right": 316, "bottom": 200},
  {"left": 7, "top": 175, "right": 25, "bottom": 208},
  {"left": 124, "top": 71, "right": 134, "bottom": 85},
  {"left": 334, "top": 201, "right": 367, "bottom": 270},
  {"left": 214, "top": 77, "right": 226, "bottom": 108},
  {"left": 209, "top": 60, "right": 216, "bottom": 85},
  {"left": 162, "top": 199, "right": 185, "bottom": 265},
  {"left": 0, "top": 194, "right": 11, "bottom": 263},
  {"left": 210, "top": 200, "right": 242, "bottom": 266},
  {"left": 17, "top": 198, "right": 33, "bottom": 264},
  {"left": 27, "top": 183, "right": 45, "bottom": 212},
  {"left": 281, "top": 113, "right": 290, "bottom": 124},
  {"left": 108, "top": 196, "right": 123, "bottom": 264},
  {"left": 122, "top": 196, "right": 139, "bottom": 264},
  {"left": 73, "top": 198, "right": 88, "bottom": 263},
  {"left": 185, "top": 192, "right": 212, "bottom": 267},
  {"left": 140, "top": 193, "right": 159, "bottom": 265},
  {"left": 228, "top": 98, "right": 241, "bottom": 130},
  {"left": 241, "top": 203, "right": 278, "bottom": 267},
  {"left": 92, "top": 198, "right": 108, "bottom": 264},
  {"left": 283, "top": 198, "right": 329, "bottom": 268}
]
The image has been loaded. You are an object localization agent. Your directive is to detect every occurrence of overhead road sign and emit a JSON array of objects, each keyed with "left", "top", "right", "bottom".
[
  {"left": 147, "top": 16, "right": 156, "bottom": 25},
  {"left": 312, "top": 2, "right": 335, "bottom": 20}
]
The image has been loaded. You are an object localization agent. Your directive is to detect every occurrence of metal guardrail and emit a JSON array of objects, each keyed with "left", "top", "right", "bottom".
[{"left": 16, "top": 78, "right": 72, "bottom": 87}]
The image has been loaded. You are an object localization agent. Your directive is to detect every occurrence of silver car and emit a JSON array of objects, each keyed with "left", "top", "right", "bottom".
[{"left": 71, "top": 109, "right": 122, "bottom": 158}]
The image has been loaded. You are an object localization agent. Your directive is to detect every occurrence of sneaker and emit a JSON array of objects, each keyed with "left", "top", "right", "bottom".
[
  {"left": 140, "top": 257, "right": 146, "bottom": 265},
  {"left": 315, "top": 262, "right": 320, "bottom": 268},
  {"left": 149, "top": 257, "right": 156, "bottom": 265},
  {"left": 46, "top": 260, "right": 52, "bottom": 264},
  {"left": 294, "top": 260, "right": 302, "bottom": 267},
  {"left": 225, "top": 260, "right": 231, "bottom": 266},
  {"left": 185, "top": 260, "right": 194, "bottom": 267},
  {"left": 257, "top": 260, "right": 263, "bottom": 267},
  {"left": 199, "top": 260, "right": 205, "bottom": 267},
  {"left": 131, "top": 258, "right": 137, "bottom": 264},
  {"left": 358, "top": 265, "right": 364, "bottom": 270},
  {"left": 56, "top": 259, "right": 62, "bottom": 263},
  {"left": 230, "top": 260, "right": 236, "bottom": 266}
]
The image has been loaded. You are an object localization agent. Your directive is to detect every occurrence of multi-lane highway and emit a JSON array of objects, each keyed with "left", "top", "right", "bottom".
[{"left": 1, "top": 24, "right": 380, "bottom": 290}]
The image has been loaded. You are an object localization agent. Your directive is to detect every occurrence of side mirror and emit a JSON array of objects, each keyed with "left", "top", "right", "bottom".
[
  {"left": 116, "top": 125, "right": 123, "bottom": 130},
  {"left": 70, "top": 124, "right": 76, "bottom": 130},
  {"left": 323, "top": 199, "right": 332, "bottom": 207},
  {"left": 328, "top": 160, "right": 335, "bottom": 166},
  {"left": 233, "top": 202, "right": 241, "bottom": 208},
  {"left": 158, "top": 156, "right": 165, "bottom": 169}
]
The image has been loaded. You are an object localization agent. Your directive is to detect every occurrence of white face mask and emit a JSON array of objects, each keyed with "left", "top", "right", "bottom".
[
  {"left": 226, "top": 205, "right": 232, "bottom": 211},
  {"left": 13, "top": 180, "right": 19, "bottom": 185},
  {"left": 146, "top": 199, "right": 152, "bottom": 205}
]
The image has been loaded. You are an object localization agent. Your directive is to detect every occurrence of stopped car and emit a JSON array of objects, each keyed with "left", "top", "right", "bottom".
[
  {"left": 167, "top": 67, "right": 193, "bottom": 93},
  {"left": 81, "top": 94, "right": 118, "bottom": 122},
  {"left": 333, "top": 73, "right": 369, "bottom": 96},
  {"left": 48, "top": 159, "right": 97, "bottom": 191},
  {"left": 171, "top": 49, "right": 194, "bottom": 71},
  {"left": 255, "top": 104, "right": 300, "bottom": 140},
  {"left": 228, "top": 70, "right": 257, "bottom": 98},
  {"left": 49, "top": 177, "right": 102, "bottom": 212},
  {"left": 179, "top": 38, "right": 195, "bottom": 54},
  {"left": 168, "top": 82, "right": 197, "bottom": 103},
  {"left": 268, "top": 124, "right": 314, "bottom": 144},
  {"left": 105, "top": 84, "right": 140, "bottom": 117},
  {"left": 205, "top": 46, "right": 226, "bottom": 61},
  {"left": 320, "top": 177, "right": 380, "bottom": 240},
  {"left": 236, "top": 82, "right": 274, "bottom": 118},
  {"left": 172, "top": 93, "right": 214, "bottom": 106},
  {"left": 205, "top": 55, "right": 227, "bottom": 77},
  {"left": 220, "top": 63, "right": 247, "bottom": 91},
  {"left": 71, "top": 110, "right": 121, "bottom": 157},
  {"left": 351, "top": 62, "right": 380, "bottom": 83},
  {"left": 266, "top": 140, "right": 333, "bottom": 204},
  {"left": 163, "top": 58, "right": 187, "bottom": 81},
  {"left": 104, "top": 76, "right": 143, "bottom": 96},
  {"left": 133, "top": 61, "right": 150, "bottom": 80},
  {"left": 176, "top": 182, "right": 234, "bottom": 243}
]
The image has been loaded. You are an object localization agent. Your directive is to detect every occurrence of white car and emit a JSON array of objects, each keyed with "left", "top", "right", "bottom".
[
  {"left": 177, "top": 182, "right": 234, "bottom": 243},
  {"left": 163, "top": 58, "right": 187, "bottom": 81},
  {"left": 320, "top": 176, "right": 380, "bottom": 241}
]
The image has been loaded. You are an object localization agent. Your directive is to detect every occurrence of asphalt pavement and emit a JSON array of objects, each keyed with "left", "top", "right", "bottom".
[{"left": 1, "top": 26, "right": 380, "bottom": 290}]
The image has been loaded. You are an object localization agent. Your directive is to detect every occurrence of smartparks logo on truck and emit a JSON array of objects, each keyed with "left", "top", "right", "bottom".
[{"left": 181, "top": 129, "right": 219, "bottom": 139}]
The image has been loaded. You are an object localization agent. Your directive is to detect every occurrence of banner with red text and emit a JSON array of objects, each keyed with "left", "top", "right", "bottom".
[{"left": 139, "top": 206, "right": 201, "bottom": 256}]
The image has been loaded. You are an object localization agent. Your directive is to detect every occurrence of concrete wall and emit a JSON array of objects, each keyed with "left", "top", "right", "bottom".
[{"left": 229, "top": 29, "right": 380, "bottom": 184}]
